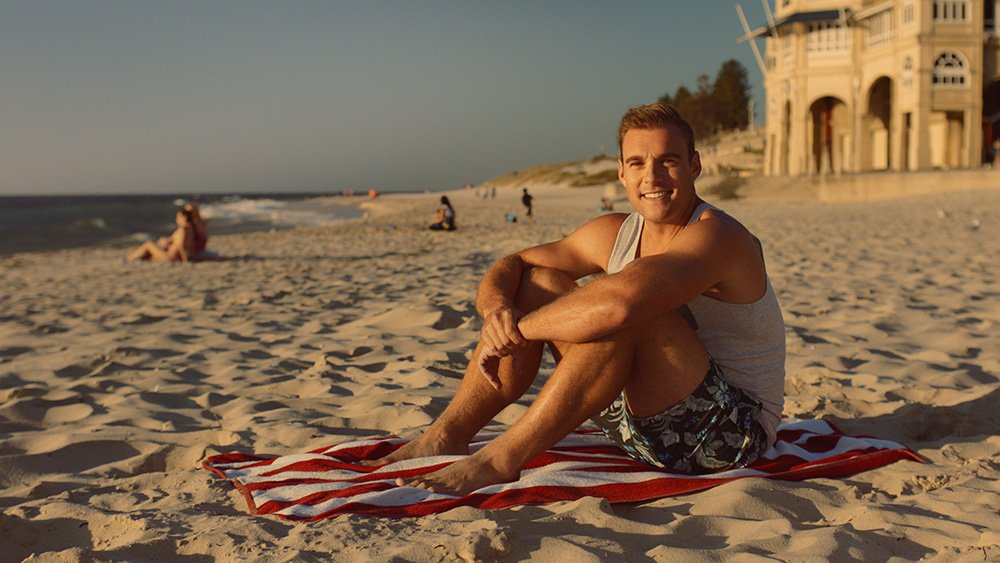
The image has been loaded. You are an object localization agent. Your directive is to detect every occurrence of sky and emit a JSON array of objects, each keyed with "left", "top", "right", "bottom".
[{"left": 1, "top": 1, "right": 768, "bottom": 195}]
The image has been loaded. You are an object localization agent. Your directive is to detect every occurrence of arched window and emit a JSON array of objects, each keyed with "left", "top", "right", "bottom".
[{"left": 932, "top": 51, "right": 968, "bottom": 87}]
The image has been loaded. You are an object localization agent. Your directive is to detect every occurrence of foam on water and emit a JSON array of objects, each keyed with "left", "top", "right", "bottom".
[
  {"left": 0, "top": 193, "right": 367, "bottom": 255},
  {"left": 200, "top": 197, "right": 364, "bottom": 229}
]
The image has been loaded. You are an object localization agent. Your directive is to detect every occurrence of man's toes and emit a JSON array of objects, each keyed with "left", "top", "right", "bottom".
[{"left": 396, "top": 477, "right": 435, "bottom": 492}]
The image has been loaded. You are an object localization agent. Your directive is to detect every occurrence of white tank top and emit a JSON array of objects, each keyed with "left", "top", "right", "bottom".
[{"left": 606, "top": 203, "right": 786, "bottom": 446}]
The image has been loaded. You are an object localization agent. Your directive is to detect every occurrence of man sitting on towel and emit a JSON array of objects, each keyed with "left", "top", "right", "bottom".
[{"left": 368, "top": 103, "right": 786, "bottom": 494}]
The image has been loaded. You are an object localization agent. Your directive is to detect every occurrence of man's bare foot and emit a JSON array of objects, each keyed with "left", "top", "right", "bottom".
[
  {"left": 357, "top": 431, "right": 469, "bottom": 467},
  {"left": 396, "top": 451, "right": 517, "bottom": 496}
]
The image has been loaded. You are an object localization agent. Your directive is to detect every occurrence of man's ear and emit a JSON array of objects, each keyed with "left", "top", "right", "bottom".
[
  {"left": 618, "top": 159, "right": 625, "bottom": 187},
  {"left": 690, "top": 151, "right": 702, "bottom": 180}
]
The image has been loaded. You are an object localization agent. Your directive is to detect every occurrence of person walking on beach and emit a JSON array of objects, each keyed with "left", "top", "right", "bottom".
[
  {"left": 367, "top": 103, "right": 785, "bottom": 495},
  {"left": 521, "top": 188, "right": 534, "bottom": 220}
]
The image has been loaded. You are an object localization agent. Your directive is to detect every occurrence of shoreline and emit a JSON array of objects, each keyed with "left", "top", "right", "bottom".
[
  {"left": 0, "top": 193, "right": 373, "bottom": 258},
  {"left": 7, "top": 171, "right": 999, "bottom": 259}
]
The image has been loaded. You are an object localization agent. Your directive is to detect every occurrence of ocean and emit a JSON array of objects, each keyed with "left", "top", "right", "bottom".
[{"left": 0, "top": 193, "right": 368, "bottom": 256}]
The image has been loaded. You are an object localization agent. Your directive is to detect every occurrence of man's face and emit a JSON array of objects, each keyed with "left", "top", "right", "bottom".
[{"left": 618, "top": 125, "right": 701, "bottom": 225}]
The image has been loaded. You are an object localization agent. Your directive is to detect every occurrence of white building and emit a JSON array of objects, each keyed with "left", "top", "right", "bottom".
[{"left": 747, "top": 0, "right": 1000, "bottom": 176}]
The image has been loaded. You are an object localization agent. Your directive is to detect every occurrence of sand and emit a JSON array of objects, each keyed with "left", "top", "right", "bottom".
[{"left": 1, "top": 183, "right": 999, "bottom": 561}]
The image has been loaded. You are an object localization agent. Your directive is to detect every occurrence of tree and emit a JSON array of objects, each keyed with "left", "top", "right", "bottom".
[
  {"left": 659, "top": 85, "right": 696, "bottom": 131},
  {"left": 688, "top": 74, "right": 715, "bottom": 140},
  {"left": 656, "top": 59, "right": 753, "bottom": 141},
  {"left": 712, "top": 59, "right": 752, "bottom": 131}
]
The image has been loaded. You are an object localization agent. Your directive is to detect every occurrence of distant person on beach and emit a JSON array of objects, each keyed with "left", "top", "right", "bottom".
[
  {"left": 185, "top": 203, "right": 208, "bottom": 255},
  {"left": 127, "top": 207, "right": 199, "bottom": 262},
  {"left": 429, "top": 196, "right": 456, "bottom": 231},
  {"left": 521, "top": 188, "right": 534, "bottom": 219},
  {"left": 366, "top": 103, "right": 785, "bottom": 495},
  {"left": 155, "top": 203, "right": 207, "bottom": 256}
]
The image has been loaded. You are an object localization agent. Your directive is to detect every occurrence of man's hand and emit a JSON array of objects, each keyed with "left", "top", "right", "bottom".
[{"left": 477, "top": 306, "right": 526, "bottom": 390}]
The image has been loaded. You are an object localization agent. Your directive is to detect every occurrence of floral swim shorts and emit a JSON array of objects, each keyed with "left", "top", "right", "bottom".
[{"left": 589, "top": 360, "right": 768, "bottom": 474}]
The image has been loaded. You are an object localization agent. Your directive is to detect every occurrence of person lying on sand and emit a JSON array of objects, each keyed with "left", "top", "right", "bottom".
[
  {"left": 127, "top": 207, "right": 198, "bottom": 263},
  {"left": 366, "top": 103, "right": 786, "bottom": 495}
]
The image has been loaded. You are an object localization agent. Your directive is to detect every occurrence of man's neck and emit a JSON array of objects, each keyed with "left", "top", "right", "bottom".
[{"left": 638, "top": 197, "right": 703, "bottom": 255}]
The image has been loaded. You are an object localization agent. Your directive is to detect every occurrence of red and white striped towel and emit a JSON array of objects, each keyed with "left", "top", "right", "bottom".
[{"left": 203, "top": 418, "right": 921, "bottom": 520}]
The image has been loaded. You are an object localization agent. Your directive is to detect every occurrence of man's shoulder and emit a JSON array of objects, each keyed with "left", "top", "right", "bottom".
[
  {"left": 577, "top": 212, "right": 630, "bottom": 239},
  {"left": 692, "top": 207, "right": 754, "bottom": 239},
  {"left": 554, "top": 212, "right": 630, "bottom": 266},
  {"left": 682, "top": 208, "right": 763, "bottom": 269}
]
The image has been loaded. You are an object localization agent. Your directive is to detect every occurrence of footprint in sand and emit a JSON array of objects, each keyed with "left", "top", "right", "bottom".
[
  {"left": 0, "top": 513, "right": 91, "bottom": 560},
  {"left": 901, "top": 473, "right": 959, "bottom": 495},
  {"left": 240, "top": 349, "right": 275, "bottom": 360},
  {"left": 355, "top": 362, "right": 389, "bottom": 373},
  {"left": 168, "top": 332, "right": 201, "bottom": 344},
  {"left": 121, "top": 313, "right": 167, "bottom": 325},
  {"left": 873, "top": 321, "right": 901, "bottom": 335},
  {"left": 431, "top": 306, "right": 472, "bottom": 330},
  {"left": 327, "top": 346, "right": 375, "bottom": 360},
  {"left": 0, "top": 346, "right": 32, "bottom": 358},
  {"left": 29, "top": 323, "right": 68, "bottom": 335},
  {"left": 54, "top": 363, "right": 92, "bottom": 379},
  {"left": 0, "top": 440, "right": 143, "bottom": 486},
  {"left": 789, "top": 326, "right": 830, "bottom": 345},
  {"left": 42, "top": 403, "right": 94, "bottom": 425},
  {"left": 0, "top": 386, "right": 48, "bottom": 401},
  {"left": 226, "top": 332, "right": 258, "bottom": 343},
  {"left": 264, "top": 378, "right": 333, "bottom": 399},
  {"left": 193, "top": 392, "right": 235, "bottom": 409},
  {"left": 868, "top": 348, "right": 906, "bottom": 360},
  {"left": 0, "top": 394, "right": 94, "bottom": 426},
  {"left": 837, "top": 356, "right": 869, "bottom": 371}
]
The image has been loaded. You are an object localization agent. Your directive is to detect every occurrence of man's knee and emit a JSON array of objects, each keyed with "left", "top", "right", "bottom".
[
  {"left": 515, "top": 267, "right": 577, "bottom": 312},
  {"left": 605, "top": 306, "right": 700, "bottom": 344}
]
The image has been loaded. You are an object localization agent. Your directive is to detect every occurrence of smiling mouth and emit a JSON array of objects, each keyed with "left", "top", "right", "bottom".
[{"left": 641, "top": 190, "right": 672, "bottom": 200}]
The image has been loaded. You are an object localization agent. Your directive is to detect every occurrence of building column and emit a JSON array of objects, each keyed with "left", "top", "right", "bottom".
[
  {"left": 914, "top": 66, "right": 933, "bottom": 169},
  {"left": 851, "top": 77, "right": 863, "bottom": 173},
  {"left": 891, "top": 105, "right": 903, "bottom": 171},
  {"left": 966, "top": 108, "right": 983, "bottom": 167}
]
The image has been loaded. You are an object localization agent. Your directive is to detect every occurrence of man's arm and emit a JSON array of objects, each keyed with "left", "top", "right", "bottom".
[
  {"left": 517, "top": 216, "right": 750, "bottom": 344},
  {"left": 475, "top": 212, "right": 626, "bottom": 318},
  {"left": 473, "top": 213, "right": 625, "bottom": 387}
]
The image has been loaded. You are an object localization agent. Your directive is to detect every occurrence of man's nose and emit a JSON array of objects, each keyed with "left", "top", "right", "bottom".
[{"left": 643, "top": 163, "right": 662, "bottom": 183}]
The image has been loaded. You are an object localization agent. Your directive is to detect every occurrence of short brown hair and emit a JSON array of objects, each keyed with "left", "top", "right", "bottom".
[{"left": 617, "top": 103, "right": 696, "bottom": 158}]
